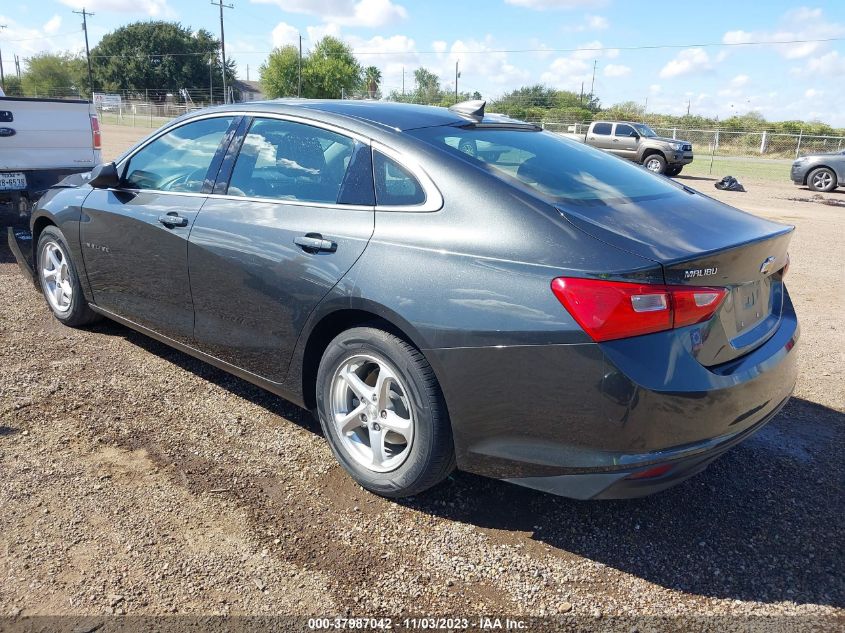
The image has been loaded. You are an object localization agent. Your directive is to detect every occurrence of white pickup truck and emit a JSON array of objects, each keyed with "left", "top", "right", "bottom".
[{"left": 0, "top": 97, "right": 102, "bottom": 216}]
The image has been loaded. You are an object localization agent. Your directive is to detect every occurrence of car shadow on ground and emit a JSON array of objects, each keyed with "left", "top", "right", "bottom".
[{"left": 93, "top": 321, "right": 844, "bottom": 610}]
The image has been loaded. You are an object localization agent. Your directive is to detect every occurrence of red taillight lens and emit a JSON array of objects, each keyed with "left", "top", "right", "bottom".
[
  {"left": 551, "top": 277, "right": 727, "bottom": 342},
  {"left": 625, "top": 463, "right": 674, "bottom": 480},
  {"left": 90, "top": 114, "right": 101, "bottom": 150}
]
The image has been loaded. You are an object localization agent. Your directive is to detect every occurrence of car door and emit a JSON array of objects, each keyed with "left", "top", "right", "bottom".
[
  {"left": 187, "top": 116, "right": 375, "bottom": 382},
  {"left": 588, "top": 122, "right": 613, "bottom": 151},
  {"left": 611, "top": 123, "right": 639, "bottom": 160},
  {"left": 80, "top": 115, "right": 238, "bottom": 344}
]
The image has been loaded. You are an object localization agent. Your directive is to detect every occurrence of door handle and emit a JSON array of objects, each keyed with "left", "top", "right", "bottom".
[
  {"left": 158, "top": 213, "right": 188, "bottom": 228},
  {"left": 611, "top": 138, "right": 619, "bottom": 142},
  {"left": 294, "top": 234, "right": 336, "bottom": 253}
]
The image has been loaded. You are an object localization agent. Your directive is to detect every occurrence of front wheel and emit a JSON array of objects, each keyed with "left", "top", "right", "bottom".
[
  {"left": 665, "top": 165, "right": 683, "bottom": 177},
  {"left": 37, "top": 226, "right": 100, "bottom": 327},
  {"left": 807, "top": 167, "right": 837, "bottom": 192},
  {"left": 316, "top": 327, "right": 456, "bottom": 498},
  {"left": 643, "top": 154, "right": 667, "bottom": 174}
]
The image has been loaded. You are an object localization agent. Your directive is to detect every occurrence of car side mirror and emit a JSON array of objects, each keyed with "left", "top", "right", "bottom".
[{"left": 88, "top": 162, "right": 120, "bottom": 189}]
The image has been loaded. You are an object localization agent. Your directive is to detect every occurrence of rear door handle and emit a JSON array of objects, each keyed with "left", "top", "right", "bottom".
[
  {"left": 294, "top": 234, "right": 336, "bottom": 253},
  {"left": 159, "top": 213, "right": 188, "bottom": 228}
]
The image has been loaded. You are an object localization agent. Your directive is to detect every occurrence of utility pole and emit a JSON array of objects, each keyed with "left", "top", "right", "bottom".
[
  {"left": 402, "top": 66, "right": 405, "bottom": 96},
  {"left": 454, "top": 60, "right": 459, "bottom": 103},
  {"left": 208, "top": 55, "right": 214, "bottom": 104},
  {"left": 72, "top": 9, "right": 94, "bottom": 97},
  {"left": 211, "top": 0, "right": 233, "bottom": 104},
  {"left": 686, "top": 98, "right": 691, "bottom": 116},
  {"left": 15, "top": 54, "right": 21, "bottom": 80},
  {"left": 0, "top": 25, "right": 7, "bottom": 92},
  {"left": 297, "top": 34, "right": 302, "bottom": 97},
  {"left": 589, "top": 59, "right": 596, "bottom": 104},
  {"left": 579, "top": 81, "right": 584, "bottom": 105}
]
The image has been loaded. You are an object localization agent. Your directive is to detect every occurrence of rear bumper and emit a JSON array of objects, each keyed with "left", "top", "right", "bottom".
[{"left": 428, "top": 291, "right": 799, "bottom": 498}]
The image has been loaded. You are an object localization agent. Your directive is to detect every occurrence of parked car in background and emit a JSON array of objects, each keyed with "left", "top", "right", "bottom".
[
  {"left": 564, "top": 120, "right": 694, "bottom": 175},
  {"left": 791, "top": 150, "right": 845, "bottom": 192},
  {"left": 0, "top": 96, "right": 102, "bottom": 217},
  {"left": 9, "top": 99, "right": 797, "bottom": 501}
]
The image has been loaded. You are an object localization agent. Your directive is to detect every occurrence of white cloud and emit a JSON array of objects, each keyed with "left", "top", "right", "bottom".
[
  {"left": 432, "top": 40, "right": 447, "bottom": 54},
  {"left": 271, "top": 22, "right": 299, "bottom": 48},
  {"left": 730, "top": 74, "right": 749, "bottom": 87},
  {"left": 306, "top": 22, "right": 342, "bottom": 43},
  {"left": 804, "top": 88, "right": 822, "bottom": 98},
  {"left": 445, "top": 36, "right": 530, "bottom": 88},
  {"left": 43, "top": 15, "right": 62, "bottom": 34},
  {"left": 604, "top": 64, "right": 630, "bottom": 77},
  {"left": 563, "top": 13, "right": 609, "bottom": 31},
  {"left": 804, "top": 50, "right": 845, "bottom": 75},
  {"left": 252, "top": 0, "right": 407, "bottom": 28},
  {"left": 504, "top": 0, "right": 607, "bottom": 9},
  {"left": 59, "top": 0, "right": 175, "bottom": 17},
  {"left": 659, "top": 48, "right": 712, "bottom": 79},
  {"left": 649, "top": 84, "right": 661, "bottom": 95},
  {"left": 721, "top": 7, "right": 845, "bottom": 60}
]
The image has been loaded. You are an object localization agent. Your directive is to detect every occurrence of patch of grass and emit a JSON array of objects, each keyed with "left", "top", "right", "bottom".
[{"left": 683, "top": 156, "right": 792, "bottom": 183}]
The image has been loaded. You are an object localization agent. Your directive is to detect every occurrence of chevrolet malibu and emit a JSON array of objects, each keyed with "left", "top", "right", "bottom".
[{"left": 8, "top": 100, "right": 798, "bottom": 500}]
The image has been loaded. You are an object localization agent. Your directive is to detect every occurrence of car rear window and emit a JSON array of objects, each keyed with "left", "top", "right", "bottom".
[{"left": 407, "top": 127, "right": 684, "bottom": 204}]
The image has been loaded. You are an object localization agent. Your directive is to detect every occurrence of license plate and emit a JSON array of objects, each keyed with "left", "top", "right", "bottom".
[
  {"left": 733, "top": 280, "right": 766, "bottom": 332},
  {"left": 0, "top": 172, "right": 27, "bottom": 190}
]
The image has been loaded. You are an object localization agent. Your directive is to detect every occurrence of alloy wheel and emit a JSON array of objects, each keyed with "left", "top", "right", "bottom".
[
  {"left": 329, "top": 354, "right": 415, "bottom": 473},
  {"left": 40, "top": 241, "right": 73, "bottom": 314},
  {"left": 811, "top": 170, "right": 833, "bottom": 190},
  {"left": 646, "top": 158, "right": 662, "bottom": 172}
]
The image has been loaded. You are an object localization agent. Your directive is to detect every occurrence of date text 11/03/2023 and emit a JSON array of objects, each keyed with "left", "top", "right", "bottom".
[{"left": 308, "top": 617, "right": 529, "bottom": 630}]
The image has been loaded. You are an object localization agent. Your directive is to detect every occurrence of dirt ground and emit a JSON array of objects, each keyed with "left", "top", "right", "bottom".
[{"left": 0, "top": 124, "right": 843, "bottom": 627}]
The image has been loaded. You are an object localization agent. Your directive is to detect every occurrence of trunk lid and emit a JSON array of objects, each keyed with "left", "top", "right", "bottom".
[{"left": 557, "top": 190, "right": 793, "bottom": 365}]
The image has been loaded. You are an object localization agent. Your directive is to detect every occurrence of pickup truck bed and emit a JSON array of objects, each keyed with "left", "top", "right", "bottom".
[{"left": 0, "top": 96, "right": 101, "bottom": 216}]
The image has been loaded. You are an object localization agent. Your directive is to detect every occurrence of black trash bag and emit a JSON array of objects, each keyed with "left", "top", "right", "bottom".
[{"left": 715, "top": 175, "right": 746, "bottom": 192}]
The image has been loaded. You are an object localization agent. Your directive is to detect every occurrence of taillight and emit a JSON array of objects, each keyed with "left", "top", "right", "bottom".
[
  {"left": 551, "top": 277, "right": 727, "bottom": 342},
  {"left": 90, "top": 114, "right": 101, "bottom": 150}
]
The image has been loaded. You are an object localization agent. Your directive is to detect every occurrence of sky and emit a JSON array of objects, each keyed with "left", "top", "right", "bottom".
[{"left": 1, "top": 0, "right": 844, "bottom": 125}]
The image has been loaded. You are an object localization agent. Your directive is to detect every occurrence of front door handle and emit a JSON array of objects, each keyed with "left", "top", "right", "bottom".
[
  {"left": 294, "top": 233, "right": 336, "bottom": 253},
  {"left": 159, "top": 213, "right": 188, "bottom": 228}
]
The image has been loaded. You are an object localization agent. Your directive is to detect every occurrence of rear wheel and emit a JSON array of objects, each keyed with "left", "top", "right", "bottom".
[
  {"left": 643, "top": 154, "right": 667, "bottom": 174},
  {"left": 665, "top": 165, "right": 683, "bottom": 177},
  {"left": 807, "top": 167, "right": 837, "bottom": 192},
  {"left": 37, "top": 226, "right": 100, "bottom": 327},
  {"left": 316, "top": 327, "right": 455, "bottom": 498}
]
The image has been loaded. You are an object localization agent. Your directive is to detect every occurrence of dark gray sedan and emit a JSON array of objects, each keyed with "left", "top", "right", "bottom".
[
  {"left": 9, "top": 100, "right": 798, "bottom": 500},
  {"left": 791, "top": 149, "right": 845, "bottom": 192}
]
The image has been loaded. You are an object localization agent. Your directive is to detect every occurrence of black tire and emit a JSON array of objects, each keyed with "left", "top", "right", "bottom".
[
  {"left": 643, "top": 153, "right": 667, "bottom": 175},
  {"left": 807, "top": 167, "right": 837, "bottom": 193},
  {"left": 316, "top": 327, "right": 456, "bottom": 498},
  {"left": 665, "top": 165, "right": 683, "bottom": 177},
  {"left": 36, "top": 226, "right": 100, "bottom": 327}
]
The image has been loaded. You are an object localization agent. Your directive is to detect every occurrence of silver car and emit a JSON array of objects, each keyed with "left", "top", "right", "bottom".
[{"left": 791, "top": 150, "right": 845, "bottom": 192}]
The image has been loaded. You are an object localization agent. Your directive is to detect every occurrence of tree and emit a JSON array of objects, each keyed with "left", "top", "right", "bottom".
[
  {"left": 260, "top": 45, "right": 300, "bottom": 98},
  {"left": 90, "top": 21, "right": 235, "bottom": 101},
  {"left": 2, "top": 75, "right": 24, "bottom": 96},
  {"left": 600, "top": 101, "right": 646, "bottom": 121},
  {"left": 363, "top": 66, "right": 382, "bottom": 99},
  {"left": 21, "top": 52, "right": 87, "bottom": 98},
  {"left": 489, "top": 85, "right": 594, "bottom": 122},
  {"left": 302, "top": 36, "right": 362, "bottom": 99},
  {"left": 412, "top": 67, "right": 442, "bottom": 104}
]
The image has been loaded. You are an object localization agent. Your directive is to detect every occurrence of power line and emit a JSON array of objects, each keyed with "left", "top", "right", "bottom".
[{"left": 210, "top": 0, "right": 233, "bottom": 104}]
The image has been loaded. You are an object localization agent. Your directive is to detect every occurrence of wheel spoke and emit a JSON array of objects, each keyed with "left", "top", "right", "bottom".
[
  {"left": 52, "top": 283, "right": 63, "bottom": 305},
  {"left": 48, "top": 249, "right": 62, "bottom": 271},
  {"left": 335, "top": 402, "right": 367, "bottom": 434},
  {"left": 369, "top": 427, "right": 386, "bottom": 467},
  {"left": 42, "top": 267, "right": 59, "bottom": 281},
  {"left": 381, "top": 410, "right": 412, "bottom": 440},
  {"left": 341, "top": 367, "right": 372, "bottom": 402},
  {"left": 375, "top": 364, "right": 397, "bottom": 410}
]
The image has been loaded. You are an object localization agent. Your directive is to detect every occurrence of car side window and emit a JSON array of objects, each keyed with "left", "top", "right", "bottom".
[
  {"left": 123, "top": 117, "right": 234, "bottom": 192},
  {"left": 592, "top": 123, "right": 612, "bottom": 135},
  {"left": 227, "top": 118, "right": 356, "bottom": 204},
  {"left": 373, "top": 151, "right": 426, "bottom": 207},
  {"left": 615, "top": 124, "right": 636, "bottom": 137}
]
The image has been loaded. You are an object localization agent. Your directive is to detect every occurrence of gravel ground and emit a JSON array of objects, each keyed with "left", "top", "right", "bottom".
[{"left": 0, "top": 127, "right": 843, "bottom": 628}]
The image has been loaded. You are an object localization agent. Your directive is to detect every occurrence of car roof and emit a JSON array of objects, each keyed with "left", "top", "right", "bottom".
[{"left": 226, "top": 99, "right": 470, "bottom": 132}]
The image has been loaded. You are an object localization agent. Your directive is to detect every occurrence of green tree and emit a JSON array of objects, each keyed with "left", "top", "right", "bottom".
[
  {"left": 363, "top": 65, "right": 382, "bottom": 99},
  {"left": 2, "top": 75, "right": 24, "bottom": 96},
  {"left": 91, "top": 21, "right": 235, "bottom": 101},
  {"left": 301, "top": 36, "right": 362, "bottom": 99},
  {"left": 21, "top": 52, "right": 87, "bottom": 97},
  {"left": 600, "top": 101, "right": 646, "bottom": 121},
  {"left": 412, "top": 67, "right": 442, "bottom": 104},
  {"left": 260, "top": 45, "right": 300, "bottom": 98}
]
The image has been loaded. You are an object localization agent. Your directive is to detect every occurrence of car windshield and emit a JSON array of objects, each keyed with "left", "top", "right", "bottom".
[
  {"left": 633, "top": 124, "right": 657, "bottom": 137},
  {"left": 408, "top": 126, "right": 683, "bottom": 204}
]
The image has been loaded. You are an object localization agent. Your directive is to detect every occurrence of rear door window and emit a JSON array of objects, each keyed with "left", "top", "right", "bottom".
[
  {"left": 227, "top": 118, "right": 357, "bottom": 204},
  {"left": 592, "top": 123, "right": 612, "bottom": 135}
]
